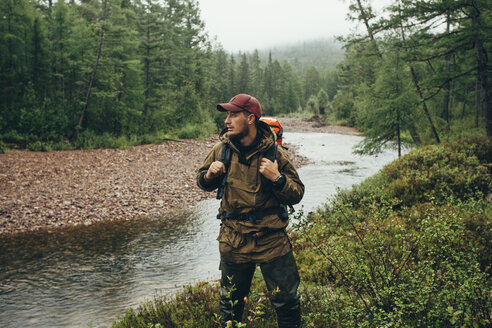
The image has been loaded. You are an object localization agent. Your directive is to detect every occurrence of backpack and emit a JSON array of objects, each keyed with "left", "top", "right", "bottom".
[{"left": 259, "top": 117, "right": 284, "bottom": 146}]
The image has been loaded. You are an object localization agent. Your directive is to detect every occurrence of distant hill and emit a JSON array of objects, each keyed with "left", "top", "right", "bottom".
[{"left": 255, "top": 38, "right": 345, "bottom": 74}]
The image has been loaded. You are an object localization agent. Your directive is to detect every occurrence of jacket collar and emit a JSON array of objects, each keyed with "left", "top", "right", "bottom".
[{"left": 219, "top": 120, "right": 276, "bottom": 161}]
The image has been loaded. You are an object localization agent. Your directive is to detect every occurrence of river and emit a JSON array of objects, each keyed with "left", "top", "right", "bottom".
[{"left": 0, "top": 132, "right": 399, "bottom": 328}]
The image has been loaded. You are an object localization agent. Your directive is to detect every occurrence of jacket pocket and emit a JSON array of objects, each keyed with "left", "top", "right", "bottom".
[
  {"left": 254, "top": 230, "right": 288, "bottom": 247},
  {"left": 217, "top": 223, "right": 245, "bottom": 249}
]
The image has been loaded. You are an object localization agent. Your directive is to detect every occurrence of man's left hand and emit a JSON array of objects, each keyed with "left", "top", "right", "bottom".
[{"left": 260, "top": 158, "right": 280, "bottom": 181}]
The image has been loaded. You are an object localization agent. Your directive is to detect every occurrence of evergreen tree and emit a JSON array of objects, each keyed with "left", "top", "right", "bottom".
[
  {"left": 249, "top": 49, "right": 264, "bottom": 99},
  {"left": 210, "top": 48, "right": 229, "bottom": 102},
  {"left": 355, "top": 50, "right": 418, "bottom": 156},
  {"left": 317, "top": 89, "right": 329, "bottom": 115},
  {"left": 227, "top": 54, "right": 236, "bottom": 97},
  {"left": 303, "top": 66, "right": 321, "bottom": 103},
  {"left": 237, "top": 53, "right": 250, "bottom": 93}
]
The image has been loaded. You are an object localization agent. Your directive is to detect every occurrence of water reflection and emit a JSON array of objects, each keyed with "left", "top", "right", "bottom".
[
  {"left": 0, "top": 200, "right": 221, "bottom": 328},
  {"left": 0, "top": 132, "right": 400, "bottom": 328}
]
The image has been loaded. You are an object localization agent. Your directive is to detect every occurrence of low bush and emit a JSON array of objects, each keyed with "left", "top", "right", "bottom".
[
  {"left": 292, "top": 138, "right": 491, "bottom": 327},
  {"left": 334, "top": 137, "right": 491, "bottom": 208},
  {"left": 176, "top": 120, "right": 217, "bottom": 139},
  {"left": 0, "top": 141, "right": 8, "bottom": 154},
  {"left": 294, "top": 197, "right": 491, "bottom": 327},
  {"left": 113, "top": 281, "right": 220, "bottom": 328},
  {"left": 112, "top": 275, "right": 279, "bottom": 328}
]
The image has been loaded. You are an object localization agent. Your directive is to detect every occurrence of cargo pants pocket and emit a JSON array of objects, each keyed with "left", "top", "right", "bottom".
[{"left": 216, "top": 223, "right": 245, "bottom": 249}]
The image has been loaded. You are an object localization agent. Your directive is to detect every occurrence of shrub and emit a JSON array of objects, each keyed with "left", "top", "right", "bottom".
[
  {"left": 0, "top": 141, "right": 8, "bottom": 153},
  {"left": 334, "top": 138, "right": 491, "bottom": 209},
  {"left": 112, "top": 275, "right": 279, "bottom": 328},
  {"left": 382, "top": 144, "right": 490, "bottom": 205},
  {"left": 294, "top": 199, "right": 491, "bottom": 327},
  {"left": 293, "top": 138, "right": 491, "bottom": 327},
  {"left": 112, "top": 281, "right": 220, "bottom": 328},
  {"left": 27, "top": 140, "right": 52, "bottom": 152},
  {"left": 176, "top": 121, "right": 216, "bottom": 139}
]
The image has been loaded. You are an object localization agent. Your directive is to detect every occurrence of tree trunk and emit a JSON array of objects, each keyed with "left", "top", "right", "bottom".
[
  {"left": 460, "top": 101, "right": 466, "bottom": 121},
  {"left": 396, "top": 53, "right": 401, "bottom": 157},
  {"left": 443, "top": 59, "right": 451, "bottom": 125},
  {"left": 397, "top": 7, "right": 440, "bottom": 144},
  {"left": 408, "top": 125, "right": 422, "bottom": 145},
  {"left": 475, "top": 77, "right": 480, "bottom": 128},
  {"left": 442, "top": 15, "right": 451, "bottom": 128},
  {"left": 355, "top": 0, "right": 383, "bottom": 59},
  {"left": 410, "top": 66, "right": 441, "bottom": 143},
  {"left": 74, "top": 0, "right": 108, "bottom": 140},
  {"left": 472, "top": 11, "right": 491, "bottom": 136},
  {"left": 144, "top": 23, "right": 150, "bottom": 129}
]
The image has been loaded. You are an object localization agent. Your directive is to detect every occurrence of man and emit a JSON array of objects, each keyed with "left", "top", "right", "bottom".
[{"left": 196, "top": 94, "right": 304, "bottom": 327}]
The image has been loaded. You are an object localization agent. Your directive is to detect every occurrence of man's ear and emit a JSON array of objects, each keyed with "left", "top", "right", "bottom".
[{"left": 248, "top": 113, "right": 255, "bottom": 125}]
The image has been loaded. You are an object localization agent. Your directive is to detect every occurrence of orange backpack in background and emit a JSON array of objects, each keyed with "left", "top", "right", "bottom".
[{"left": 260, "top": 117, "right": 284, "bottom": 146}]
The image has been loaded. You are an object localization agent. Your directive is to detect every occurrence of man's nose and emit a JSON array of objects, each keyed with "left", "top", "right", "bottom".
[{"left": 224, "top": 113, "right": 231, "bottom": 124}]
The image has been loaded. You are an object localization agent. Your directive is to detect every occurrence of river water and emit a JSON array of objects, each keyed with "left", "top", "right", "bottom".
[{"left": 0, "top": 132, "right": 399, "bottom": 328}]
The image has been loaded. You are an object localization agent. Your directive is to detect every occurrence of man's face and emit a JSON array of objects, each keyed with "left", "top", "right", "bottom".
[{"left": 224, "top": 111, "right": 253, "bottom": 139}]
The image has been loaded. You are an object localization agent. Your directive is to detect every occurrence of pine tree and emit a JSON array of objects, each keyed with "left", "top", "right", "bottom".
[{"left": 237, "top": 53, "right": 250, "bottom": 93}]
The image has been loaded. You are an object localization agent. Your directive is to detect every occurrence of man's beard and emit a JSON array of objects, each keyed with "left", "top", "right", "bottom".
[{"left": 229, "top": 125, "right": 249, "bottom": 142}]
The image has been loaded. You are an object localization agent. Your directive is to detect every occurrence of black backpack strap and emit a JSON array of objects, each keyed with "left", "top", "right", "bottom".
[
  {"left": 264, "top": 142, "right": 278, "bottom": 162},
  {"left": 216, "top": 142, "right": 232, "bottom": 200}
]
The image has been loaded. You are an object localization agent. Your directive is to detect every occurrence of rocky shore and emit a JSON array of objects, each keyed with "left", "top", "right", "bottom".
[{"left": 0, "top": 118, "right": 358, "bottom": 236}]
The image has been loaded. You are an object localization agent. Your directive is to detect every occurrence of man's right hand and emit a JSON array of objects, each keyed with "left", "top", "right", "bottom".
[{"left": 204, "top": 161, "right": 226, "bottom": 182}]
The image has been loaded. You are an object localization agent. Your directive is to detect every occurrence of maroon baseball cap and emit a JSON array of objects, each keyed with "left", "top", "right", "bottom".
[{"left": 217, "top": 94, "right": 262, "bottom": 118}]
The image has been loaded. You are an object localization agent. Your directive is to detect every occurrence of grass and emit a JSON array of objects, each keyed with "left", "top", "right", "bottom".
[{"left": 0, "top": 121, "right": 219, "bottom": 152}]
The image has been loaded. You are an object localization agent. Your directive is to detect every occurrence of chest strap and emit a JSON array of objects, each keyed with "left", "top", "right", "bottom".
[{"left": 217, "top": 206, "right": 288, "bottom": 224}]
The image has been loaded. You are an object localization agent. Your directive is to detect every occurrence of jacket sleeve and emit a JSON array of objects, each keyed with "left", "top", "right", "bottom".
[
  {"left": 196, "top": 142, "right": 222, "bottom": 192},
  {"left": 272, "top": 147, "right": 305, "bottom": 205}
]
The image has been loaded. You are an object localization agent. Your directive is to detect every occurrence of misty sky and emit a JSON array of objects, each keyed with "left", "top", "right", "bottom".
[{"left": 198, "top": 0, "right": 391, "bottom": 52}]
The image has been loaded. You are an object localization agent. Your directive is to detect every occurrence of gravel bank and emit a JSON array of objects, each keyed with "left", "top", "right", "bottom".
[{"left": 0, "top": 119, "right": 357, "bottom": 236}]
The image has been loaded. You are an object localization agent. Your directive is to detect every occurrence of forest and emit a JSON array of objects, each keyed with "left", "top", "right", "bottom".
[{"left": 0, "top": 0, "right": 490, "bottom": 152}]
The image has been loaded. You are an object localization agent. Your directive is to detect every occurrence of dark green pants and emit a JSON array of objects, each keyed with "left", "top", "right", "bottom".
[{"left": 219, "top": 251, "right": 301, "bottom": 328}]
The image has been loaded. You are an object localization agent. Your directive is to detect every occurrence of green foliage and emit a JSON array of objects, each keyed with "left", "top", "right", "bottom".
[
  {"left": 381, "top": 144, "right": 490, "bottom": 205},
  {"left": 337, "top": 138, "right": 491, "bottom": 208},
  {"left": 317, "top": 89, "right": 329, "bottom": 115},
  {"left": 1, "top": 0, "right": 343, "bottom": 150},
  {"left": 331, "top": 90, "right": 356, "bottom": 126},
  {"left": 112, "top": 274, "right": 279, "bottom": 328},
  {"left": 338, "top": 0, "right": 492, "bottom": 150},
  {"left": 295, "top": 198, "right": 491, "bottom": 327},
  {"left": 0, "top": 141, "right": 7, "bottom": 154},
  {"left": 304, "top": 95, "right": 319, "bottom": 115},
  {"left": 175, "top": 120, "right": 217, "bottom": 139},
  {"left": 1, "top": 0, "right": 491, "bottom": 151},
  {"left": 0, "top": 0, "right": 216, "bottom": 149},
  {"left": 292, "top": 138, "right": 491, "bottom": 327},
  {"left": 112, "top": 281, "right": 220, "bottom": 328}
]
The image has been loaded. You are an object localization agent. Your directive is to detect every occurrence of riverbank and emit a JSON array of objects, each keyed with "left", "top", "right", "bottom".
[{"left": 0, "top": 118, "right": 357, "bottom": 236}]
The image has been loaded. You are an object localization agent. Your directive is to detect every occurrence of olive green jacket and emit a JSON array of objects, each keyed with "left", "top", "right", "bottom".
[{"left": 197, "top": 121, "right": 304, "bottom": 263}]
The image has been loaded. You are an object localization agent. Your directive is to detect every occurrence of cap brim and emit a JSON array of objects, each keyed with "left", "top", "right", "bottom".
[{"left": 217, "top": 103, "right": 243, "bottom": 112}]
